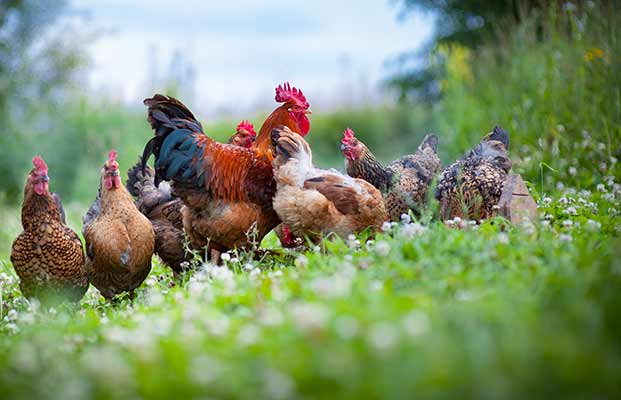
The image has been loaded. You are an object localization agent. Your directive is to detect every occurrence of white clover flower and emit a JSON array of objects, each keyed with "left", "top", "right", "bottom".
[
  {"left": 334, "top": 316, "right": 359, "bottom": 340},
  {"left": 230, "top": 257, "right": 239, "bottom": 264},
  {"left": 542, "top": 196, "right": 552, "bottom": 205},
  {"left": 597, "top": 183, "right": 607, "bottom": 192},
  {"left": 374, "top": 241, "right": 390, "bottom": 257},
  {"left": 587, "top": 219, "right": 601, "bottom": 231},
  {"left": 290, "top": 302, "right": 329, "bottom": 332},
  {"left": 543, "top": 213, "right": 554, "bottom": 220},
  {"left": 402, "top": 222, "right": 427, "bottom": 239},
  {"left": 312, "top": 245, "right": 321, "bottom": 253},
  {"left": 7, "top": 309, "right": 18, "bottom": 321},
  {"left": 264, "top": 369, "right": 295, "bottom": 400},
  {"left": 370, "top": 280, "right": 383, "bottom": 291},
  {"left": 244, "top": 263, "right": 255, "bottom": 271},
  {"left": 347, "top": 237, "right": 361, "bottom": 249},
  {"left": 556, "top": 124, "right": 565, "bottom": 133},
  {"left": 381, "top": 221, "right": 393, "bottom": 232},
  {"left": 249, "top": 268, "right": 261, "bottom": 278},
  {"left": 237, "top": 324, "right": 260, "bottom": 346},
  {"left": 559, "top": 234, "right": 573, "bottom": 242},
  {"left": 220, "top": 252, "right": 231, "bottom": 262},
  {"left": 400, "top": 213, "right": 411, "bottom": 224},
  {"left": 190, "top": 355, "right": 221, "bottom": 385},
  {"left": 311, "top": 274, "right": 352, "bottom": 299},
  {"left": 497, "top": 233, "right": 509, "bottom": 244},
  {"left": 541, "top": 220, "right": 550, "bottom": 227},
  {"left": 402, "top": 310, "right": 430, "bottom": 337},
  {"left": 564, "top": 206, "right": 578, "bottom": 215},
  {"left": 611, "top": 156, "right": 618, "bottom": 165},
  {"left": 368, "top": 322, "right": 398, "bottom": 351},
  {"left": 556, "top": 182, "right": 565, "bottom": 190},
  {"left": 204, "top": 317, "right": 230, "bottom": 337},
  {"left": 568, "top": 166, "right": 577, "bottom": 176},
  {"left": 562, "top": 220, "right": 573, "bottom": 228},
  {"left": 259, "top": 307, "right": 284, "bottom": 327},
  {"left": 365, "top": 239, "right": 375, "bottom": 250},
  {"left": 294, "top": 255, "right": 308, "bottom": 268},
  {"left": 599, "top": 162, "right": 608, "bottom": 172}
]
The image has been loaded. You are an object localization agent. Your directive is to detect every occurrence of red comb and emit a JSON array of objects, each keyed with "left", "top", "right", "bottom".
[
  {"left": 32, "top": 155, "right": 48, "bottom": 172},
  {"left": 106, "top": 149, "right": 119, "bottom": 170},
  {"left": 275, "top": 82, "right": 309, "bottom": 109},
  {"left": 341, "top": 128, "right": 356, "bottom": 144},
  {"left": 236, "top": 120, "right": 256, "bottom": 136}
]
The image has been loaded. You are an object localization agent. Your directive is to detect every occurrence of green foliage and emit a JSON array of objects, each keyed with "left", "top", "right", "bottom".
[
  {"left": 429, "top": 3, "right": 621, "bottom": 189},
  {"left": 0, "top": 0, "right": 90, "bottom": 202},
  {"left": 0, "top": 190, "right": 619, "bottom": 398}
]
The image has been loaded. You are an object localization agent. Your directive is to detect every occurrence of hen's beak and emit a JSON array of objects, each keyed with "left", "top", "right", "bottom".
[
  {"left": 41, "top": 174, "right": 49, "bottom": 182},
  {"left": 340, "top": 143, "right": 347, "bottom": 151},
  {"left": 305, "top": 108, "right": 313, "bottom": 115}
]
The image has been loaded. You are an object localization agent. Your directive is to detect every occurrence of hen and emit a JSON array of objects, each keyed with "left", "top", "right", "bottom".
[
  {"left": 126, "top": 120, "right": 257, "bottom": 273},
  {"left": 83, "top": 150, "right": 155, "bottom": 299},
  {"left": 341, "top": 128, "right": 441, "bottom": 221},
  {"left": 10, "top": 156, "right": 87, "bottom": 303},
  {"left": 141, "top": 83, "right": 311, "bottom": 260},
  {"left": 271, "top": 126, "right": 387, "bottom": 240},
  {"left": 435, "top": 126, "right": 512, "bottom": 220}
]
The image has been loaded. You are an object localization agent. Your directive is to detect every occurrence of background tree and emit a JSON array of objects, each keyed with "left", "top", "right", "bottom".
[
  {"left": 0, "top": 0, "right": 88, "bottom": 202},
  {"left": 387, "top": 0, "right": 545, "bottom": 101}
]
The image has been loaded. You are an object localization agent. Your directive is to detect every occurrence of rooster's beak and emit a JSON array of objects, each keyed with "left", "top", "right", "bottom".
[
  {"left": 42, "top": 174, "right": 49, "bottom": 182},
  {"left": 340, "top": 143, "right": 346, "bottom": 151},
  {"left": 305, "top": 108, "right": 312, "bottom": 115}
]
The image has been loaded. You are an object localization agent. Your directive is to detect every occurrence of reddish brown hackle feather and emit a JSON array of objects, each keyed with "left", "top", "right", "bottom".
[
  {"left": 275, "top": 82, "right": 309, "bottom": 109},
  {"left": 32, "top": 156, "right": 48, "bottom": 173}
]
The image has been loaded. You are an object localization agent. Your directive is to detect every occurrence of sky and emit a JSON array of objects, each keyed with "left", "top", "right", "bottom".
[{"left": 70, "top": 0, "right": 432, "bottom": 119}]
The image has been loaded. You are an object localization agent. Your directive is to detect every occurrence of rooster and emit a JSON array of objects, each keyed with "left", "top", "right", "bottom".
[
  {"left": 141, "top": 82, "right": 311, "bottom": 260},
  {"left": 10, "top": 156, "right": 88, "bottom": 303},
  {"left": 435, "top": 126, "right": 512, "bottom": 220},
  {"left": 271, "top": 126, "right": 387, "bottom": 240},
  {"left": 341, "top": 128, "right": 441, "bottom": 221},
  {"left": 83, "top": 150, "right": 155, "bottom": 299},
  {"left": 126, "top": 120, "right": 257, "bottom": 273}
]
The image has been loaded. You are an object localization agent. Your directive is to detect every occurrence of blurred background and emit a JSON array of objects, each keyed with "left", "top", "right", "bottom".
[{"left": 0, "top": 0, "right": 619, "bottom": 206}]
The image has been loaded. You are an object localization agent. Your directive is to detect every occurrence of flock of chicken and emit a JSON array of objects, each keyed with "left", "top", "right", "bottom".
[{"left": 10, "top": 82, "right": 512, "bottom": 303}]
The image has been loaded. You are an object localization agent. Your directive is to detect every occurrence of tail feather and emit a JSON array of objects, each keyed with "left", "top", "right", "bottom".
[
  {"left": 484, "top": 125, "right": 510, "bottom": 149},
  {"left": 142, "top": 94, "right": 210, "bottom": 189},
  {"left": 126, "top": 158, "right": 174, "bottom": 215},
  {"left": 420, "top": 134, "right": 439, "bottom": 152}
]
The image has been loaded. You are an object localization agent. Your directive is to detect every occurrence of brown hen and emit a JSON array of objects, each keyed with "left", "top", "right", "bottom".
[
  {"left": 10, "top": 156, "right": 87, "bottom": 303},
  {"left": 271, "top": 127, "right": 387, "bottom": 241},
  {"left": 83, "top": 151, "right": 155, "bottom": 299}
]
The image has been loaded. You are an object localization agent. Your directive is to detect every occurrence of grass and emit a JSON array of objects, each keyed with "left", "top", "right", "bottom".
[{"left": 0, "top": 187, "right": 620, "bottom": 398}]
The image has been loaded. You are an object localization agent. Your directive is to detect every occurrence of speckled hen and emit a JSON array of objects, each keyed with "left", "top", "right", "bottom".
[
  {"left": 341, "top": 128, "right": 441, "bottom": 221},
  {"left": 435, "top": 126, "right": 512, "bottom": 220},
  {"left": 10, "top": 156, "right": 88, "bottom": 303}
]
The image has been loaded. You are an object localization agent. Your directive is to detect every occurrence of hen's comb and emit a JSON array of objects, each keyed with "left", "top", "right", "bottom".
[
  {"left": 32, "top": 155, "right": 48, "bottom": 172},
  {"left": 236, "top": 120, "right": 256, "bottom": 136},
  {"left": 275, "top": 82, "right": 309, "bottom": 109},
  {"left": 107, "top": 150, "right": 119, "bottom": 169},
  {"left": 341, "top": 128, "right": 356, "bottom": 144}
]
